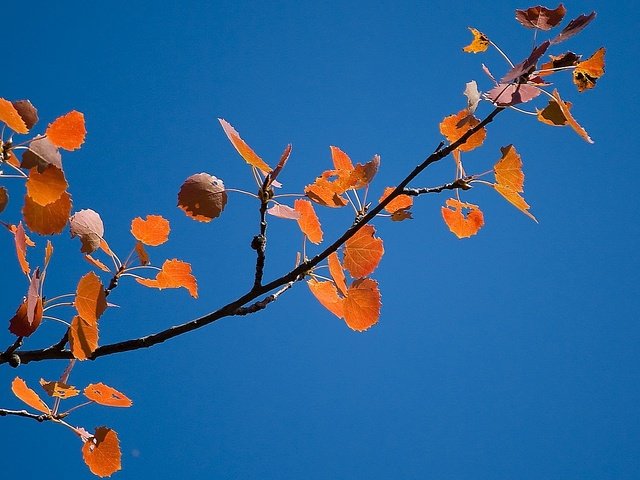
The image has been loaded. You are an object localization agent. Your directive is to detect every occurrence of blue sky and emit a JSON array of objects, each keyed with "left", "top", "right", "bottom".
[{"left": 1, "top": 0, "right": 638, "bottom": 478}]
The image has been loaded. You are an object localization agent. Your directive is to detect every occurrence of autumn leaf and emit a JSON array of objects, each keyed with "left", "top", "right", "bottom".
[
  {"left": 11, "top": 377, "right": 51, "bottom": 414},
  {"left": 84, "top": 383, "right": 133, "bottom": 407},
  {"left": 538, "top": 51, "right": 581, "bottom": 76},
  {"left": 14, "top": 222, "right": 31, "bottom": 275},
  {"left": 134, "top": 241, "right": 150, "bottom": 265},
  {"left": 537, "top": 89, "right": 593, "bottom": 143},
  {"left": 343, "top": 225, "right": 384, "bottom": 278},
  {"left": 378, "top": 187, "right": 413, "bottom": 214},
  {"left": 486, "top": 83, "right": 541, "bottom": 107},
  {"left": 439, "top": 110, "right": 487, "bottom": 152},
  {"left": 11, "top": 100, "right": 38, "bottom": 130},
  {"left": 551, "top": 11, "right": 596, "bottom": 45},
  {"left": 82, "top": 427, "right": 122, "bottom": 478},
  {"left": 463, "top": 27, "right": 489, "bottom": 53},
  {"left": 69, "top": 315, "right": 99, "bottom": 360},
  {"left": 39, "top": 379, "right": 80, "bottom": 399},
  {"left": 330, "top": 145, "right": 354, "bottom": 171},
  {"left": 573, "top": 47, "right": 605, "bottom": 92},
  {"left": 266, "top": 204, "right": 300, "bottom": 220},
  {"left": 0, "top": 187, "right": 8, "bottom": 213},
  {"left": 327, "top": 252, "right": 348, "bottom": 296},
  {"left": 22, "top": 191, "right": 72, "bottom": 235},
  {"left": 70, "top": 209, "right": 105, "bottom": 254},
  {"left": 136, "top": 259, "right": 198, "bottom": 298},
  {"left": 75, "top": 271, "right": 107, "bottom": 323},
  {"left": 441, "top": 198, "right": 484, "bottom": 238},
  {"left": 349, "top": 155, "right": 380, "bottom": 190},
  {"left": 131, "top": 214, "right": 170, "bottom": 246},
  {"left": 46, "top": 110, "right": 86, "bottom": 151},
  {"left": 0, "top": 98, "right": 29, "bottom": 134},
  {"left": 268, "top": 144, "right": 292, "bottom": 185},
  {"left": 294, "top": 199, "right": 323, "bottom": 244},
  {"left": 8, "top": 299, "right": 37, "bottom": 337},
  {"left": 501, "top": 41, "right": 550, "bottom": 83},
  {"left": 464, "top": 80, "right": 481, "bottom": 114},
  {"left": 44, "top": 240, "right": 53, "bottom": 270},
  {"left": 515, "top": 4, "right": 566, "bottom": 30},
  {"left": 307, "top": 279, "right": 344, "bottom": 319},
  {"left": 21, "top": 137, "right": 62, "bottom": 172},
  {"left": 85, "top": 254, "right": 112, "bottom": 273},
  {"left": 177, "top": 173, "right": 227, "bottom": 222},
  {"left": 304, "top": 171, "right": 349, "bottom": 208},
  {"left": 493, "top": 184, "right": 537, "bottom": 221},
  {"left": 391, "top": 209, "right": 413, "bottom": 221},
  {"left": 343, "top": 278, "right": 381, "bottom": 332},
  {"left": 493, "top": 145, "right": 524, "bottom": 192},
  {"left": 219, "top": 118, "right": 272, "bottom": 173},
  {"left": 25, "top": 164, "right": 68, "bottom": 206}
]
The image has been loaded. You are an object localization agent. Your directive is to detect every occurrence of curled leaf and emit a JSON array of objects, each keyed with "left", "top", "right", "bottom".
[
  {"left": 46, "top": 110, "right": 86, "bottom": 151},
  {"left": 136, "top": 259, "right": 198, "bottom": 298},
  {"left": 463, "top": 27, "right": 489, "bottom": 53},
  {"left": 84, "top": 383, "right": 132, "bottom": 407},
  {"left": 327, "top": 252, "right": 348, "bottom": 296},
  {"left": 70, "top": 209, "right": 105, "bottom": 254},
  {"left": 294, "top": 199, "right": 323, "bottom": 244},
  {"left": 69, "top": 315, "right": 99, "bottom": 360},
  {"left": 441, "top": 198, "right": 484, "bottom": 238},
  {"left": 493, "top": 184, "right": 537, "bottom": 221},
  {"left": 131, "top": 214, "right": 170, "bottom": 246},
  {"left": 39, "top": 379, "right": 80, "bottom": 399},
  {"left": 84, "top": 254, "right": 112, "bottom": 273},
  {"left": 515, "top": 4, "right": 566, "bottom": 30},
  {"left": 551, "top": 11, "right": 596, "bottom": 45},
  {"left": 11, "top": 377, "right": 51, "bottom": 414},
  {"left": 0, "top": 98, "right": 28, "bottom": 134},
  {"left": 307, "top": 279, "right": 344, "bottom": 319},
  {"left": 343, "top": 225, "right": 384, "bottom": 278},
  {"left": 14, "top": 222, "right": 31, "bottom": 275},
  {"left": 218, "top": 118, "right": 271, "bottom": 173},
  {"left": 464, "top": 80, "right": 481, "bottom": 114},
  {"left": 538, "top": 51, "right": 581, "bottom": 76},
  {"left": 177, "top": 173, "right": 227, "bottom": 222},
  {"left": 573, "top": 47, "right": 605, "bottom": 92},
  {"left": 82, "top": 427, "right": 122, "bottom": 478}
]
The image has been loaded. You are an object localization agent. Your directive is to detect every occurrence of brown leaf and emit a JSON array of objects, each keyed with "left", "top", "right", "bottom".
[
  {"left": 0, "top": 186, "right": 8, "bottom": 213},
  {"left": 21, "top": 137, "right": 62, "bottom": 172},
  {"left": 343, "top": 225, "right": 384, "bottom": 278},
  {"left": 441, "top": 198, "right": 484, "bottom": 238},
  {"left": 0, "top": 98, "right": 28, "bottom": 134},
  {"left": 439, "top": 110, "right": 487, "bottom": 152},
  {"left": 75, "top": 272, "right": 107, "bottom": 323},
  {"left": 22, "top": 191, "right": 72, "bottom": 235},
  {"left": 391, "top": 209, "right": 413, "bottom": 221},
  {"left": 25, "top": 164, "right": 68, "bottom": 206},
  {"left": 343, "top": 278, "right": 381, "bottom": 332},
  {"left": 486, "top": 83, "right": 541, "bottom": 106},
  {"left": 349, "top": 154, "right": 380, "bottom": 190},
  {"left": 84, "top": 383, "right": 132, "bottom": 407},
  {"left": 463, "top": 27, "right": 489, "bottom": 53},
  {"left": 11, "top": 100, "right": 38, "bottom": 130},
  {"left": 307, "top": 279, "right": 344, "bottom": 319},
  {"left": 131, "top": 214, "right": 170, "bottom": 246},
  {"left": 70, "top": 209, "right": 105, "bottom": 254},
  {"left": 135, "top": 259, "right": 198, "bottom": 298},
  {"left": 515, "top": 4, "right": 566, "bottom": 30},
  {"left": 69, "top": 315, "right": 99, "bottom": 360},
  {"left": 177, "top": 173, "right": 227, "bottom": 222},
  {"left": 294, "top": 199, "right": 323, "bottom": 244},
  {"left": 11, "top": 377, "right": 50, "bottom": 414},
  {"left": 501, "top": 41, "right": 550, "bottom": 83},
  {"left": 14, "top": 222, "right": 30, "bottom": 275},
  {"left": 39, "top": 379, "right": 80, "bottom": 399},
  {"left": 573, "top": 47, "right": 605, "bottom": 92},
  {"left": 538, "top": 51, "right": 581, "bottom": 76},
  {"left": 134, "top": 242, "right": 150, "bottom": 266},
  {"left": 46, "top": 110, "right": 86, "bottom": 151},
  {"left": 82, "top": 427, "right": 122, "bottom": 478},
  {"left": 218, "top": 118, "right": 272, "bottom": 173},
  {"left": 551, "top": 11, "right": 596, "bottom": 44}
]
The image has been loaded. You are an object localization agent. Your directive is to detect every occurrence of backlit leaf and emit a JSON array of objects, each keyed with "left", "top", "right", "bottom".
[
  {"left": 572, "top": 47, "right": 605, "bottom": 92},
  {"left": 331, "top": 146, "right": 354, "bottom": 171},
  {"left": 441, "top": 198, "right": 484, "bottom": 238},
  {"left": 70, "top": 209, "right": 105, "bottom": 254},
  {"left": 0, "top": 98, "right": 28, "bottom": 134},
  {"left": 84, "top": 383, "right": 132, "bottom": 407},
  {"left": 84, "top": 254, "right": 112, "bottom": 273},
  {"left": 307, "top": 279, "right": 344, "bottom": 319},
  {"left": 515, "top": 4, "right": 566, "bottom": 30},
  {"left": 464, "top": 80, "right": 481, "bottom": 113},
  {"left": 494, "top": 145, "right": 524, "bottom": 192},
  {"left": 218, "top": 118, "right": 272, "bottom": 173},
  {"left": 11, "top": 377, "right": 50, "bottom": 414},
  {"left": 177, "top": 173, "right": 227, "bottom": 222},
  {"left": 439, "top": 110, "right": 486, "bottom": 152},
  {"left": 69, "top": 315, "right": 99, "bottom": 360},
  {"left": 547, "top": 89, "right": 593, "bottom": 143},
  {"left": 343, "top": 278, "right": 381, "bottom": 332},
  {"left": 501, "top": 41, "right": 550, "bottom": 83},
  {"left": 14, "top": 222, "right": 30, "bottom": 275},
  {"left": 304, "top": 171, "right": 350, "bottom": 208},
  {"left": 134, "top": 242, "right": 150, "bottom": 266},
  {"left": 343, "top": 225, "right": 384, "bottom": 278},
  {"left": 25, "top": 164, "right": 68, "bottom": 206},
  {"left": 378, "top": 187, "right": 413, "bottom": 214},
  {"left": 551, "top": 11, "right": 596, "bottom": 45},
  {"left": 294, "top": 199, "right": 323, "bottom": 244},
  {"left": 391, "top": 209, "right": 413, "bottom": 221},
  {"left": 493, "top": 184, "right": 537, "bottom": 221},
  {"left": 46, "top": 110, "right": 86, "bottom": 151},
  {"left": 269, "top": 144, "right": 292, "bottom": 185},
  {"left": 39, "top": 379, "right": 80, "bottom": 399},
  {"left": 266, "top": 204, "right": 300, "bottom": 220},
  {"left": 486, "top": 83, "right": 541, "bottom": 106},
  {"left": 538, "top": 51, "right": 581, "bottom": 76},
  {"left": 131, "top": 214, "right": 170, "bottom": 246},
  {"left": 0, "top": 187, "right": 8, "bottom": 213},
  {"left": 82, "top": 427, "right": 122, "bottom": 478},
  {"left": 327, "top": 252, "right": 348, "bottom": 296},
  {"left": 463, "top": 27, "right": 489, "bottom": 53},
  {"left": 23, "top": 191, "right": 72, "bottom": 235},
  {"left": 11, "top": 100, "right": 38, "bottom": 130},
  {"left": 136, "top": 258, "right": 198, "bottom": 298},
  {"left": 75, "top": 271, "right": 107, "bottom": 323},
  {"left": 44, "top": 240, "right": 53, "bottom": 270},
  {"left": 21, "top": 137, "right": 62, "bottom": 172},
  {"left": 349, "top": 154, "right": 380, "bottom": 190}
]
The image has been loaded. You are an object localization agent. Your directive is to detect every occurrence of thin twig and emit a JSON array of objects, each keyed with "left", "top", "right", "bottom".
[{"left": 0, "top": 408, "right": 50, "bottom": 422}]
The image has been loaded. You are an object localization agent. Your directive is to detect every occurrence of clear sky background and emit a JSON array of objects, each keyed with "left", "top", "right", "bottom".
[{"left": 1, "top": 0, "right": 638, "bottom": 478}]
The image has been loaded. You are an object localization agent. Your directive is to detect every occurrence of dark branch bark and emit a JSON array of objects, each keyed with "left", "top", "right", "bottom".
[
  {"left": 0, "top": 408, "right": 50, "bottom": 422},
  {"left": 1, "top": 107, "right": 504, "bottom": 366},
  {"left": 403, "top": 177, "right": 473, "bottom": 196}
]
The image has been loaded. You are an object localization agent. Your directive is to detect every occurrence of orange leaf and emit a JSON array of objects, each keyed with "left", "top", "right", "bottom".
[
  {"left": 304, "top": 170, "right": 349, "bottom": 208},
  {"left": 84, "top": 254, "right": 112, "bottom": 273},
  {"left": 22, "top": 191, "right": 72, "bottom": 235},
  {"left": 294, "top": 199, "right": 323, "bottom": 244},
  {"left": 538, "top": 51, "right": 581, "bottom": 77},
  {"left": 307, "top": 279, "right": 344, "bottom": 319},
  {"left": 46, "top": 110, "right": 86, "bottom": 151},
  {"left": 136, "top": 259, "right": 198, "bottom": 298},
  {"left": 69, "top": 315, "right": 99, "bottom": 361},
  {"left": 343, "top": 225, "right": 384, "bottom": 278},
  {"left": 84, "top": 383, "right": 132, "bottom": 407},
  {"left": 0, "top": 186, "right": 8, "bottom": 213},
  {"left": 44, "top": 240, "right": 53, "bottom": 270},
  {"left": 82, "top": 427, "right": 122, "bottom": 478},
  {"left": 573, "top": 47, "right": 605, "bottom": 92},
  {"left": 493, "top": 184, "right": 537, "bottom": 222},
  {"left": 463, "top": 27, "right": 489, "bottom": 53},
  {"left": 331, "top": 145, "right": 354, "bottom": 171},
  {"left": 131, "top": 214, "right": 170, "bottom": 246},
  {"left": 537, "top": 98, "right": 571, "bottom": 126},
  {"left": 349, "top": 154, "right": 380, "bottom": 190},
  {"left": 439, "top": 110, "right": 487, "bottom": 152},
  {"left": 11, "top": 377, "right": 51, "bottom": 414},
  {"left": 549, "top": 89, "right": 593, "bottom": 143},
  {"left": 378, "top": 186, "right": 413, "bottom": 214},
  {"left": 343, "top": 278, "right": 381, "bottom": 332},
  {"left": 14, "top": 222, "right": 30, "bottom": 275},
  {"left": 493, "top": 145, "right": 524, "bottom": 192},
  {"left": 75, "top": 272, "right": 107, "bottom": 323},
  {"left": 134, "top": 241, "right": 150, "bottom": 265},
  {"left": 218, "top": 119, "right": 272, "bottom": 173},
  {"left": 178, "top": 173, "right": 227, "bottom": 222},
  {"left": 0, "top": 98, "right": 28, "bottom": 134},
  {"left": 441, "top": 198, "right": 484, "bottom": 238},
  {"left": 327, "top": 252, "right": 348, "bottom": 296},
  {"left": 25, "top": 164, "right": 68, "bottom": 206},
  {"left": 39, "top": 379, "right": 80, "bottom": 399}
]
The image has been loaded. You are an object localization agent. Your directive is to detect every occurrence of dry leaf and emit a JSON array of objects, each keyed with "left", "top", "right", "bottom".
[
  {"left": 0, "top": 187, "right": 8, "bottom": 214},
  {"left": 177, "top": 173, "right": 227, "bottom": 222},
  {"left": 551, "top": 11, "right": 596, "bottom": 44},
  {"left": 441, "top": 198, "right": 484, "bottom": 238},
  {"left": 11, "top": 100, "right": 38, "bottom": 130},
  {"left": 515, "top": 4, "right": 566, "bottom": 30},
  {"left": 39, "top": 379, "right": 80, "bottom": 399},
  {"left": 573, "top": 47, "right": 605, "bottom": 92},
  {"left": 463, "top": 27, "right": 489, "bottom": 53}
]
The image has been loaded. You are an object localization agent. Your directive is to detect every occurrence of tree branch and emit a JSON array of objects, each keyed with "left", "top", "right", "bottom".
[
  {"left": 0, "top": 408, "right": 50, "bottom": 422},
  {"left": 1, "top": 106, "right": 504, "bottom": 366},
  {"left": 403, "top": 177, "right": 473, "bottom": 196}
]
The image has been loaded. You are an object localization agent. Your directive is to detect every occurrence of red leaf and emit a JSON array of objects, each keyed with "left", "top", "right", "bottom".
[
  {"left": 515, "top": 4, "right": 567, "bottom": 30},
  {"left": 551, "top": 11, "right": 596, "bottom": 45}
]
